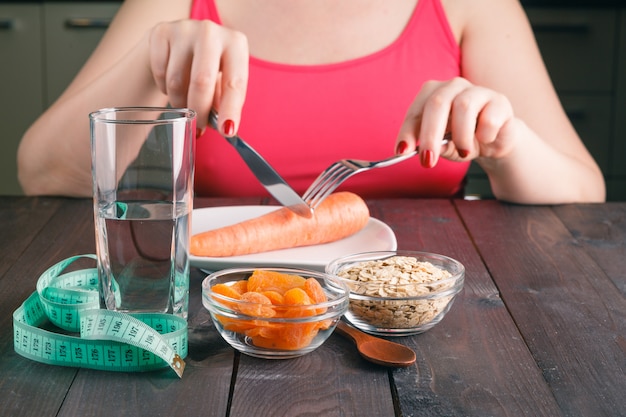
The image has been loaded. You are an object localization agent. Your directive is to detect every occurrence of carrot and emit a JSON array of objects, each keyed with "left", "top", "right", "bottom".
[{"left": 190, "top": 191, "right": 370, "bottom": 257}]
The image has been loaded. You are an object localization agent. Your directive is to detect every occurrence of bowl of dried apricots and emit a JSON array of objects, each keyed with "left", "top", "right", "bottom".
[{"left": 202, "top": 267, "right": 350, "bottom": 359}]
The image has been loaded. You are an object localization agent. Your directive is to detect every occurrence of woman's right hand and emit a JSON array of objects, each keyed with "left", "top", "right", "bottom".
[
  {"left": 148, "top": 19, "right": 249, "bottom": 135},
  {"left": 18, "top": 0, "right": 251, "bottom": 197}
]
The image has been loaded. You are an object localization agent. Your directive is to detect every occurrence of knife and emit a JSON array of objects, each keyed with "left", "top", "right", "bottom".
[{"left": 208, "top": 109, "right": 313, "bottom": 218}]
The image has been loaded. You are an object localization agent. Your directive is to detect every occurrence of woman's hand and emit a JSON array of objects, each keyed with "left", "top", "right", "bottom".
[
  {"left": 395, "top": 76, "right": 605, "bottom": 203},
  {"left": 17, "top": 6, "right": 251, "bottom": 197},
  {"left": 395, "top": 77, "right": 519, "bottom": 168},
  {"left": 148, "top": 19, "right": 249, "bottom": 135}
]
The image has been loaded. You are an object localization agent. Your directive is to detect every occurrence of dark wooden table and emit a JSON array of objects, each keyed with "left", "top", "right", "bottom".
[{"left": 1, "top": 196, "right": 624, "bottom": 417}]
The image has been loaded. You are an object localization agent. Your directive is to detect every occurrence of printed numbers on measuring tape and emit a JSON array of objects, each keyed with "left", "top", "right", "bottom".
[{"left": 12, "top": 255, "right": 187, "bottom": 378}]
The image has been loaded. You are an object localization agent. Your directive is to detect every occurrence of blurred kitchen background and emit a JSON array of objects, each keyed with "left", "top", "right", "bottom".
[{"left": 2, "top": 0, "right": 625, "bottom": 200}]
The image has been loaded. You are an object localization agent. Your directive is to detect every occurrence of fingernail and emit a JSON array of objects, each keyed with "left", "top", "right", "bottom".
[
  {"left": 458, "top": 149, "right": 470, "bottom": 158},
  {"left": 421, "top": 149, "right": 435, "bottom": 168},
  {"left": 223, "top": 119, "right": 235, "bottom": 137},
  {"left": 395, "top": 141, "right": 409, "bottom": 154},
  {"left": 196, "top": 127, "right": 206, "bottom": 139}
]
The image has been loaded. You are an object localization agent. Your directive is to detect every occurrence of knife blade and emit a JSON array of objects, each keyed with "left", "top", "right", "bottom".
[{"left": 208, "top": 110, "right": 313, "bottom": 218}]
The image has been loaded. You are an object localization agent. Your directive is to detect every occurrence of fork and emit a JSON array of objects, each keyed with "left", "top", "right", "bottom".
[{"left": 302, "top": 135, "right": 451, "bottom": 209}]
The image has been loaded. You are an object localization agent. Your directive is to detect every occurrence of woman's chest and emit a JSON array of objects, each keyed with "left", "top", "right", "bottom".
[{"left": 214, "top": 0, "right": 420, "bottom": 65}]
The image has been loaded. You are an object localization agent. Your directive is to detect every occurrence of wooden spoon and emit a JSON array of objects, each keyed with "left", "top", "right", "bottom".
[{"left": 334, "top": 321, "right": 416, "bottom": 367}]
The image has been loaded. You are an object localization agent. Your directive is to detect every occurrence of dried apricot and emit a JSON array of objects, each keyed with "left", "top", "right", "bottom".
[
  {"left": 245, "top": 323, "right": 280, "bottom": 340},
  {"left": 230, "top": 279, "right": 248, "bottom": 295},
  {"left": 247, "top": 270, "right": 306, "bottom": 294},
  {"left": 250, "top": 322, "right": 319, "bottom": 350},
  {"left": 303, "top": 278, "right": 325, "bottom": 303},
  {"left": 212, "top": 283, "right": 243, "bottom": 299},
  {"left": 215, "top": 315, "right": 257, "bottom": 333},
  {"left": 211, "top": 283, "right": 243, "bottom": 310},
  {"left": 281, "top": 287, "right": 316, "bottom": 318},
  {"left": 304, "top": 278, "right": 328, "bottom": 314},
  {"left": 239, "top": 292, "right": 276, "bottom": 318},
  {"left": 261, "top": 290, "right": 285, "bottom": 305},
  {"left": 283, "top": 287, "right": 312, "bottom": 305}
]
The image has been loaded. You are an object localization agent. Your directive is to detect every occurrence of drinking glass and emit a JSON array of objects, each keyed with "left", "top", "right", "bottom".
[{"left": 90, "top": 107, "right": 196, "bottom": 319}]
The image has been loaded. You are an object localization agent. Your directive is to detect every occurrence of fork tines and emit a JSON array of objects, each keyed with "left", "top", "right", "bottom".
[{"left": 302, "top": 162, "right": 359, "bottom": 209}]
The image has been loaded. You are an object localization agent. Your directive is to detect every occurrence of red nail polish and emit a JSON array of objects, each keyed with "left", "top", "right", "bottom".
[
  {"left": 223, "top": 119, "right": 235, "bottom": 137},
  {"left": 421, "top": 150, "right": 435, "bottom": 168},
  {"left": 395, "top": 141, "right": 409, "bottom": 154},
  {"left": 458, "top": 149, "right": 470, "bottom": 158}
]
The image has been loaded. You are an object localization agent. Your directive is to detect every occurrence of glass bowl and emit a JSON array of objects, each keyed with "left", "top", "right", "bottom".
[
  {"left": 326, "top": 250, "right": 465, "bottom": 336},
  {"left": 202, "top": 267, "right": 349, "bottom": 359}
]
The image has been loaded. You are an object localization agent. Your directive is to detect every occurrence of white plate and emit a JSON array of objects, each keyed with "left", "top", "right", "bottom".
[{"left": 190, "top": 205, "right": 397, "bottom": 272}]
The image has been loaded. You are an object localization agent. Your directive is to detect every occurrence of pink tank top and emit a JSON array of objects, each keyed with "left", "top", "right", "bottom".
[{"left": 191, "top": 0, "right": 468, "bottom": 198}]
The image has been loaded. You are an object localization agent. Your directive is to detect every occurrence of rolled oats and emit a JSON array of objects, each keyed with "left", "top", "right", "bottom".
[{"left": 337, "top": 256, "right": 455, "bottom": 329}]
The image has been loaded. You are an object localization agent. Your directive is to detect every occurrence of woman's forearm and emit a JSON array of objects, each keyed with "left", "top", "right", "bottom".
[
  {"left": 17, "top": 35, "right": 168, "bottom": 196},
  {"left": 478, "top": 119, "right": 606, "bottom": 204}
]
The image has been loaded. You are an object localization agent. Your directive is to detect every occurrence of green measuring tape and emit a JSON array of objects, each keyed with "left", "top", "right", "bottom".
[{"left": 13, "top": 255, "right": 187, "bottom": 378}]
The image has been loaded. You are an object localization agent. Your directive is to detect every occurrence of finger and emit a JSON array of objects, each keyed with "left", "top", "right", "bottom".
[
  {"left": 215, "top": 31, "right": 249, "bottom": 136},
  {"left": 449, "top": 86, "right": 494, "bottom": 158},
  {"left": 187, "top": 21, "right": 222, "bottom": 130},
  {"left": 164, "top": 29, "right": 194, "bottom": 109},
  {"left": 474, "top": 93, "right": 513, "bottom": 146},
  {"left": 395, "top": 112, "right": 421, "bottom": 155},
  {"left": 395, "top": 80, "right": 444, "bottom": 155},
  {"left": 419, "top": 78, "right": 470, "bottom": 167},
  {"left": 149, "top": 23, "right": 172, "bottom": 95}
]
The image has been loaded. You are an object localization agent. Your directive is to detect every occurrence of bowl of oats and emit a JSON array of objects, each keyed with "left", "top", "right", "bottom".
[{"left": 326, "top": 251, "right": 465, "bottom": 336}]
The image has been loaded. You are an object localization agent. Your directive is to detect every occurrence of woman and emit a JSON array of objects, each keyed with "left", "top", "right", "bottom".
[{"left": 17, "top": 0, "right": 605, "bottom": 203}]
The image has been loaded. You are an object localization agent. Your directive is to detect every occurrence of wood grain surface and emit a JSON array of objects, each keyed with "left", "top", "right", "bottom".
[{"left": 1, "top": 197, "right": 624, "bottom": 417}]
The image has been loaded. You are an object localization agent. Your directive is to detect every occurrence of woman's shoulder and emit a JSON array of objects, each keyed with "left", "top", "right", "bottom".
[{"left": 441, "top": 0, "right": 531, "bottom": 44}]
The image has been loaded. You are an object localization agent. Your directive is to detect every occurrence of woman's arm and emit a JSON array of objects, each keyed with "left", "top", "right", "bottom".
[
  {"left": 397, "top": 0, "right": 605, "bottom": 204},
  {"left": 464, "top": 0, "right": 604, "bottom": 203},
  {"left": 17, "top": 0, "right": 249, "bottom": 197},
  {"left": 17, "top": 0, "right": 187, "bottom": 196}
]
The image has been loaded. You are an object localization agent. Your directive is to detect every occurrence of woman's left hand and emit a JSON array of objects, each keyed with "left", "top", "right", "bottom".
[{"left": 395, "top": 77, "right": 520, "bottom": 168}]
